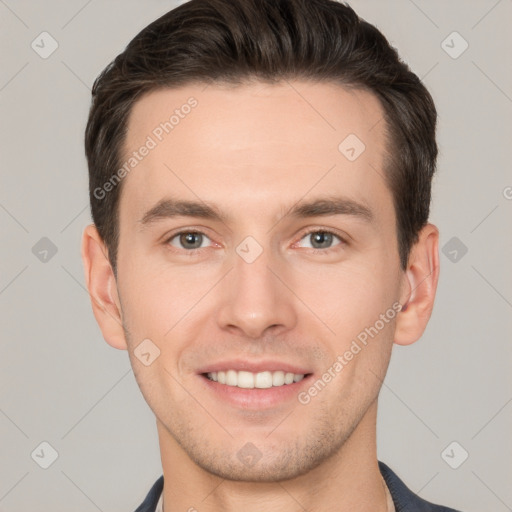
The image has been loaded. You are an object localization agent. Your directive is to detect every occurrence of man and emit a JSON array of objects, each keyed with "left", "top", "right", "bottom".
[{"left": 81, "top": 0, "right": 463, "bottom": 510}]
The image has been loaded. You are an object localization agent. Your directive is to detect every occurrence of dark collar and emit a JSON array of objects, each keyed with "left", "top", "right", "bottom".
[{"left": 378, "top": 461, "right": 462, "bottom": 511}]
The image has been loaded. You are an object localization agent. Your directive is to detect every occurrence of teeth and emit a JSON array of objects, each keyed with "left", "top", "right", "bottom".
[
  {"left": 238, "top": 371, "right": 255, "bottom": 389},
  {"left": 206, "top": 370, "right": 306, "bottom": 388},
  {"left": 272, "top": 371, "right": 285, "bottom": 386},
  {"left": 255, "top": 371, "right": 272, "bottom": 388}
]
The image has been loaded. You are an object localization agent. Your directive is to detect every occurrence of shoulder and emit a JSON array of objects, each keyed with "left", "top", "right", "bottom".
[
  {"left": 379, "top": 461, "right": 464, "bottom": 511},
  {"left": 133, "top": 475, "right": 164, "bottom": 512}
]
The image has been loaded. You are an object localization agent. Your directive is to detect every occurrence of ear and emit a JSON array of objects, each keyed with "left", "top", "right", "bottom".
[
  {"left": 81, "top": 224, "right": 127, "bottom": 350},
  {"left": 394, "top": 223, "right": 440, "bottom": 346}
]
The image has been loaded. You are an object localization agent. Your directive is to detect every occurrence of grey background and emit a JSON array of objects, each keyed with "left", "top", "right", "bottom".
[{"left": 1, "top": 0, "right": 511, "bottom": 511}]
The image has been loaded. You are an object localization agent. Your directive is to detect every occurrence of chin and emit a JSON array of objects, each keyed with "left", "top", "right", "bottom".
[{"left": 182, "top": 430, "right": 345, "bottom": 483}]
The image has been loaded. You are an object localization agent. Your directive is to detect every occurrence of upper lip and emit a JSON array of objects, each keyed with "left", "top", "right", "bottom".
[{"left": 197, "top": 359, "right": 312, "bottom": 375}]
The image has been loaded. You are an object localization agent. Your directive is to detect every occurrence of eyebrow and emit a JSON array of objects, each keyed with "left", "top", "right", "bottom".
[{"left": 138, "top": 195, "right": 374, "bottom": 228}]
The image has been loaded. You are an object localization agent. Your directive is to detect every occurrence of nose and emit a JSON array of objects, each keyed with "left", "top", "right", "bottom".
[{"left": 216, "top": 243, "right": 298, "bottom": 340}]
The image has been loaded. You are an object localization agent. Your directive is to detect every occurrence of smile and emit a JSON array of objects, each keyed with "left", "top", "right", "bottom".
[{"left": 205, "top": 370, "right": 307, "bottom": 389}]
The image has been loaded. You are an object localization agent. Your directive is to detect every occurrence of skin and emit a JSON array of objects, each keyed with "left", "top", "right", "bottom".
[{"left": 82, "top": 80, "right": 439, "bottom": 512}]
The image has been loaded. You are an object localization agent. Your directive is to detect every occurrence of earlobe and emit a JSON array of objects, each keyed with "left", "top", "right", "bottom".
[
  {"left": 394, "top": 223, "right": 440, "bottom": 346},
  {"left": 81, "top": 224, "right": 128, "bottom": 350}
]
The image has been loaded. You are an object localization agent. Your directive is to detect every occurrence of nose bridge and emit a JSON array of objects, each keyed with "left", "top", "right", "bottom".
[{"left": 216, "top": 235, "right": 296, "bottom": 338}]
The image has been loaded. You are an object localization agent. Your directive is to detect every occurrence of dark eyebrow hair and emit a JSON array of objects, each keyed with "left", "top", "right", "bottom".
[
  {"left": 138, "top": 195, "right": 374, "bottom": 228},
  {"left": 289, "top": 197, "right": 373, "bottom": 222},
  {"left": 139, "top": 198, "right": 229, "bottom": 226}
]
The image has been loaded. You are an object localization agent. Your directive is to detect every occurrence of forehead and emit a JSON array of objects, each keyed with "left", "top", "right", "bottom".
[
  {"left": 121, "top": 80, "right": 391, "bottom": 225},
  {"left": 125, "top": 80, "right": 386, "bottom": 154}
]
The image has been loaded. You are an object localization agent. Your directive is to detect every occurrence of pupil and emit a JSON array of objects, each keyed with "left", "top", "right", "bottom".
[
  {"left": 312, "top": 232, "right": 332, "bottom": 249},
  {"left": 181, "top": 232, "right": 202, "bottom": 249}
]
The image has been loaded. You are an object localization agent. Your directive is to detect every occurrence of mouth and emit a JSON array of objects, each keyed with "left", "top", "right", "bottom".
[
  {"left": 202, "top": 370, "right": 311, "bottom": 389},
  {"left": 199, "top": 368, "right": 313, "bottom": 410}
]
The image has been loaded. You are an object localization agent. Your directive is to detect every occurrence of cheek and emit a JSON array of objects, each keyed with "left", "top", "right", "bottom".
[
  {"left": 297, "top": 261, "right": 399, "bottom": 340},
  {"left": 117, "top": 257, "right": 216, "bottom": 342},
  {"left": 304, "top": 264, "right": 398, "bottom": 405}
]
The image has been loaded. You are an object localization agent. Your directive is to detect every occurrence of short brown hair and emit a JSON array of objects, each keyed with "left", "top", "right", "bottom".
[{"left": 85, "top": 0, "right": 437, "bottom": 274}]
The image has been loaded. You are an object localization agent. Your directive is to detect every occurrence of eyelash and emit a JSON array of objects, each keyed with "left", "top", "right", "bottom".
[{"left": 163, "top": 228, "right": 347, "bottom": 256}]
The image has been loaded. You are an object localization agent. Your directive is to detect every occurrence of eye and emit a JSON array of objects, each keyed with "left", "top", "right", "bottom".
[
  {"left": 296, "top": 229, "right": 345, "bottom": 252},
  {"left": 166, "top": 231, "right": 212, "bottom": 251}
]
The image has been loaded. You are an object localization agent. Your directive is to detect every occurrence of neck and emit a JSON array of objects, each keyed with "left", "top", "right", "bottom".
[{"left": 157, "top": 400, "right": 390, "bottom": 512}]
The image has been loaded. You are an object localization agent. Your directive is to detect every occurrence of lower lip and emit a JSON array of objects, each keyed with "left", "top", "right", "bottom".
[{"left": 199, "top": 374, "right": 313, "bottom": 409}]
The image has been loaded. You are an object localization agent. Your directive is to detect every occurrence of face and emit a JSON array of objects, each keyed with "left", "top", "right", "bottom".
[{"left": 114, "top": 80, "right": 407, "bottom": 481}]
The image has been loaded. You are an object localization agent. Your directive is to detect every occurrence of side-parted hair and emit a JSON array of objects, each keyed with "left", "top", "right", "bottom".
[{"left": 85, "top": 0, "right": 437, "bottom": 274}]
